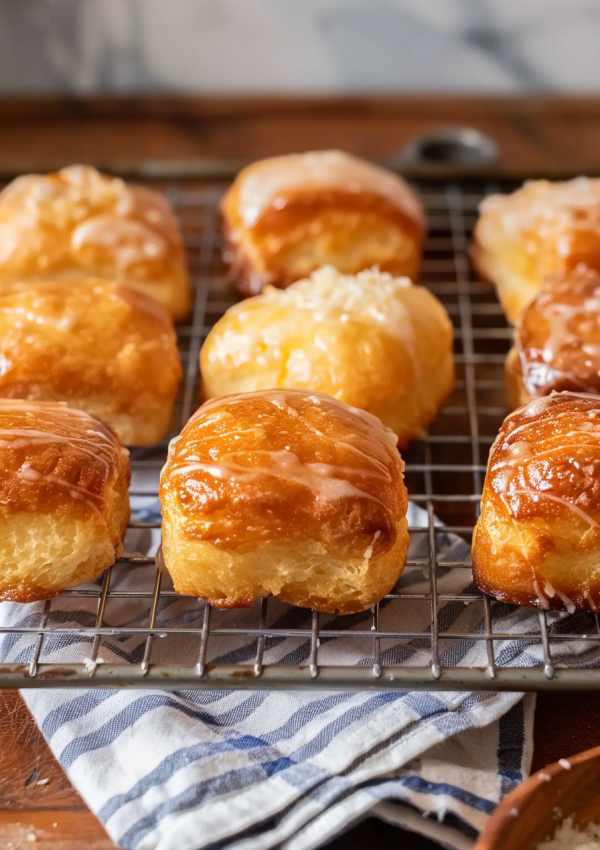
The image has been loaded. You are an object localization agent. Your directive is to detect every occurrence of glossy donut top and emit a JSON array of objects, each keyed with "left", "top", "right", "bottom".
[
  {"left": 0, "top": 399, "right": 127, "bottom": 513},
  {"left": 485, "top": 391, "right": 600, "bottom": 537},
  {"left": 160, "top": 388, "right": 406, "bottom": 556},
  {"left": 516, "top": 267, "right": 600, "bottom": 396},
  {"left": 0, "top": 164, "right": 184, "bottom": 282},
  {"left": 222, "top": 150, "right": 425, "bottom": 231}
]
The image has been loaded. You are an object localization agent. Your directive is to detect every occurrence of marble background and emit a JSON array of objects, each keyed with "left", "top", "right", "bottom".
[{"left": 0, "top": 0, "right": 598, "bottom": 93}]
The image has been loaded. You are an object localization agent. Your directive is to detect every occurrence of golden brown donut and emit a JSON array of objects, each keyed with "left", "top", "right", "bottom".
[
  {"left": 0, "top": 399, "right": 130, "bottom": 602},
  {"left": 0, "top": 279, "right": 182, "bottom": 446},
  {"left": 159, "top": 389, "right": 409, "bottom": 613},
  {"left": 506, "top": 267, "right": 600, "bottom": 410},
  {"left": 472, "top": 392, "right": 600, "bottom": 612},
  {"left": 220, "top": 150, "right": 425, "bottom": 296},
  {"left": 472, "top": 177, "right": 600, "bottom": 323},
  {"left": 0, "top": 164, "right": 191, "bottom": 320},
  {"left": 200, "top": 266, "right": 454, "bottom": 447}
]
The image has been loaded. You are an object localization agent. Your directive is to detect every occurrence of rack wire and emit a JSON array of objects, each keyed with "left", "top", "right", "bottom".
[{"left": 2, "top": 172, "right": 600, "bottom": 691}]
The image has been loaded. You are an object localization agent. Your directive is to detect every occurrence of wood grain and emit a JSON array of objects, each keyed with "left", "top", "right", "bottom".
[
  {"left": 0, "top": 691, "right": 109, "bottom": 849},
  {"left": 1, "top": 95, "right": 600, "bottom": 177},
  {"left": 475, "top": 744, "right": 600, "bottom": 850}
]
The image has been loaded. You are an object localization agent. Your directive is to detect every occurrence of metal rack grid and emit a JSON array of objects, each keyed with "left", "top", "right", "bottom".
[{"left": 2, "top": 173, "right": 600, "bottom": 692}]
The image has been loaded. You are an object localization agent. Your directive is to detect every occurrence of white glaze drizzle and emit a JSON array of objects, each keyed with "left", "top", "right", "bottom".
[
  {"left": 171, "top": 451, "right": 390, "bottom": 509},
  {"left": 500, "top": 488, "right": 600, "bottom": 530},
  {"left": 0, "top": 428, "right": 116, "bottom": 473},
  {"left": 520, "top": 289, "right": 600, "bottom": 394},
  {"left": 171, "top": 389, "right": 400, "bottom": 510},
  {"left": 494, "top": 391, "right": 600, "bottom": 611},
  {"left": 71, "top": 216, "right": 167, "bottom": 269},
  {"left": 193, "top": 389, "right": 399, "bottom": 472},
  {"left": 362, "top": 530, "right": 382, "bottom": 562},
  {"left": 10, "top": 467, "right": 103, "bottom": 511},
  {"left": 236, "top": 150, "right": 424, "bottom": 229},
  {"left": 542, "top": 296, "right": 600, "bottom": 364},
  {"left": 532, "top": 580, "right": 550, "bottom": 610},
  {"left": 542, "top": 580, "right": 578, "bottom": 614},
  {"left": 0, "top": 398, "right": 119, "bottom": 444},
  {"left": 479, "top": 177, "right": 600, "bottom": 240},
  {"left": 0, "top": 400, "right": 121, "bottom": 498},
  {"left": 0, "top": 164, "right": 174, "bottom": 272},
  {"left": 197, "top": 387, "right": 400, "bottom": 443},
  {"left": 503, "top": 405, "right": 595, "bottom": 444},
  {"left": 552, "top": 588, "right": 577, "bottom": 614}
]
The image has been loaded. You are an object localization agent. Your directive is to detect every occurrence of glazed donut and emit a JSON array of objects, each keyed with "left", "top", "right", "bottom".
[
  {"left": 0, "top": 279, "right": 182, "bottom": 446},
  {"left": 159, "top": 389, "right": 409, "bottom": 613},
  {"left": 506, "top": 267, "right": 600, "bottom": 410},
  {"left": 200, "top": 266, "right": 454, "bottom": 446},
  {"left": 220, "top": 150, "right": 425, "bottom": 296},
  {"left": 0, "top": 164, "right": 191, "bottom": 319},
  {"left": 0, "top": 399, "right": 130, "bottom": 602},
  {"left": 472, "top": 177, "right": 600, "bottom": 323},
  {"left": 473, "top": 391, "right": 600, "bottom": 612}
]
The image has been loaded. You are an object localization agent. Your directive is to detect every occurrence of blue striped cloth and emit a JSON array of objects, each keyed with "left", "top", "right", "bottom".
[{"left": 2, "top": 501, "right": 597, "bottom": 850}]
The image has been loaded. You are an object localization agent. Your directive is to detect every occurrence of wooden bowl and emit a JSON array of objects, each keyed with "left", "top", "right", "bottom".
[{"left": 475, "top": 744, "right": 600, "bottom": 850}]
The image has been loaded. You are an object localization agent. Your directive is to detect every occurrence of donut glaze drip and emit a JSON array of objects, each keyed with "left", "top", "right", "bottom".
[
  {"left": 0, "top": 164, "right": 183, "bottom": 279},
  {"left": 516, "top": 268, "right": 600, "bottom": 397},
  {"left": 236, "top": 150, "right": 425, "bottom": 229},
  {"left": 161, "top": 388, "right": 404, "bottom": 554},
  {"left": 0, "top": 399, "right": 124, "bottom": 512},
  {"left": 473, "top": 391, "right": 600, "bottom": 612}
]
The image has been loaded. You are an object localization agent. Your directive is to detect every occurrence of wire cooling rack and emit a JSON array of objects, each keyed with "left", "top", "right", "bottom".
[{"left": 2, "top": 172, "right": 600, "bottom": 692}]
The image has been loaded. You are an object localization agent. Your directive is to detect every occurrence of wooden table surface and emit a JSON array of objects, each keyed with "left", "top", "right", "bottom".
[{"left": 1, "top": 95, "right": 600, "bottom": 849}]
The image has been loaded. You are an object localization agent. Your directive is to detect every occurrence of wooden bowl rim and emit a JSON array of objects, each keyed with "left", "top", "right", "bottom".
[{"left": 475, "top": 743, "right": 600, "bottom": 850}]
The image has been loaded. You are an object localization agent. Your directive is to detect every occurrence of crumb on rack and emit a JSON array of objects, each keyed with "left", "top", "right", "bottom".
[{"left": 82, "top": 656, "right": 105, "bottom": 676}]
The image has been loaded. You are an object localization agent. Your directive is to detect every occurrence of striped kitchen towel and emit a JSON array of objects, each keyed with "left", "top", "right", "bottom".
[{"left": 2, "top": 501, "right": 597, "bottom": 850}]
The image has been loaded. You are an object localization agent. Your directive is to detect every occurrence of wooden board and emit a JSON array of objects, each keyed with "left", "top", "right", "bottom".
[
  {"left": 1, "top": 95, "right": 600, "bottom": 178},
  {"left": 1, "top": 96, "right": 600, "bottom": 848}
]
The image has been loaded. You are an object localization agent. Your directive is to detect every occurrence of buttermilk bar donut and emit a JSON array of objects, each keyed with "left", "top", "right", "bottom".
[
  {"left": 0, "top": 279, "right": 182, "bottom": 446},
  {"left": 506, "top": 267, "right": 600, "bottom": 410},
  {"left": 0, "top": 164, "right": 191, "bottom": 319},
  {"left": 159, "top": 389, "right": 409, "bottom": 614},
  {"left": 220, "top": 150, "right": 425, "bottom": 296},
  {"left": 472, "top": 177, "right": 600, "bottom": 323},
  {"left": 0, "top": 400, "right": 130, "bottom": 602},
  {"left": 472, "top": 392, "right": 600, "bottom": 612},
  {"left": 200, "top": 266, "right": 454, "bottom": 447}
]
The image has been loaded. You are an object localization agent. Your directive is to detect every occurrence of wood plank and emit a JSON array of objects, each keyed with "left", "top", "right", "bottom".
[
  {"left": 0, "top": 96, "right": 600, "bottom": 177},
  {"left": 0, "top": 693, "right": 81, "bottom": 814},
  {"left": 0, "top": 811, "right": 110, "bottom": 850},
  {"left": 0, "top": 691, "right": 112, "bottom": 848},
  {"left": 4, "top": 94, "right": 600, "bottom": 119}
]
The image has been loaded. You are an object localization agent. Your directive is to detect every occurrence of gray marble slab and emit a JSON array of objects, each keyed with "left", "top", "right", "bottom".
[{"left": 0, "top": 0, "right": 597, "bottom": 93}]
